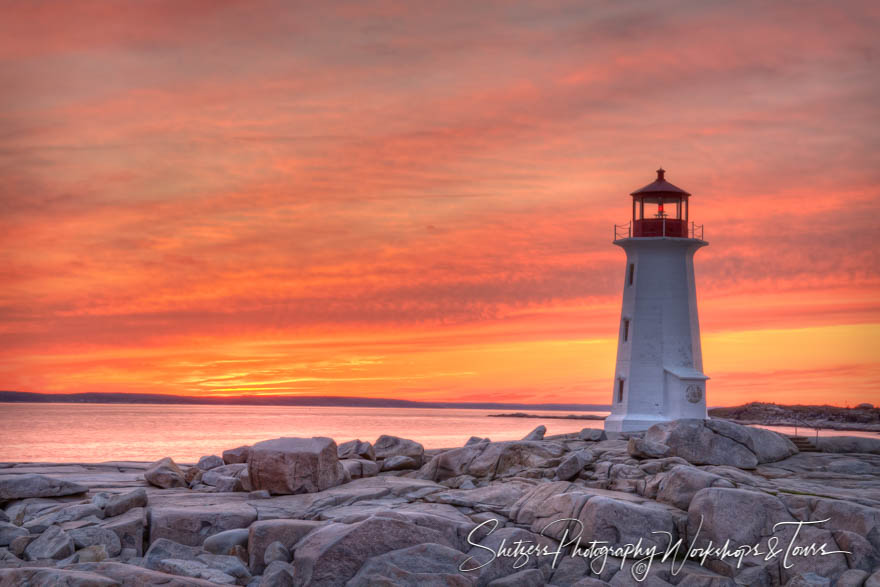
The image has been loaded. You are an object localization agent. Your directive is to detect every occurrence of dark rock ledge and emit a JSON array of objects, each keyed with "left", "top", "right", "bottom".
[{"left": 1, "top": 421, "right": 879, "bottom": 586}]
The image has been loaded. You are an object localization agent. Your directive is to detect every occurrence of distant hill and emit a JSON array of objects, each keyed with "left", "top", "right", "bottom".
[
  {"left": 0, "top": 390, "right": 609, "bottom": 412},
  {"left": 709, "top": 401, "right": 880, "bottom": 433}
]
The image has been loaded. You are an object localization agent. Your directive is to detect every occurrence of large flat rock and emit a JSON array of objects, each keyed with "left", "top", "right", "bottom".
[
  {"left": 0, "top": 567, "right": 120, "bottom": 586},
  {"left": 247, "top": 475, "right": 444, "bottom": 521},
  {"left": 149, "top": 502, "right": 258, "bottom": 546},
  {"left": 0, "top": 473, "right": 88, "bottom": 500},
  {"left": 293, "top": 512, "right": 460, "bottom": 586},
  {"left": 67, "top": 561, "right": 221, "bottom": 586}
]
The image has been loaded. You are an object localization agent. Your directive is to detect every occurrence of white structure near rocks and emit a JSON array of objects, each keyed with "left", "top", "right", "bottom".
[{"left": 605, "top": 169, "right": 710, "bottom": 435}]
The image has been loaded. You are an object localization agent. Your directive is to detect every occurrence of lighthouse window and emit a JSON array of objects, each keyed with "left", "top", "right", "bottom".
[
  {"left": 617, "top": 379, "right": 625, "bottom": 402},
  {"left": 622, "top": 319, "right": 630, "bottom": 342},
  {"left": 627, "top": 264, "right": 635, "bottom": 286}
]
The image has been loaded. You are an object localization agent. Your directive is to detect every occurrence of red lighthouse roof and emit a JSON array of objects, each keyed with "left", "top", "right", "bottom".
[{"left": 630, "top": 168, "right": 691, "bottom": 197}]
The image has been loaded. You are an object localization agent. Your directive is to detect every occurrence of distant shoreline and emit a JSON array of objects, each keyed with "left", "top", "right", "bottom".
[
  {"left": 0, "top": 390, "right": 609, "bottom": 413},
  {"left": 488, "top": 412, "right": 606, "bottom": 420}
]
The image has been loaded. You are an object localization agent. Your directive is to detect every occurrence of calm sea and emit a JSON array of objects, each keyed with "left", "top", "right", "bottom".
[
  {"left": 1, "top": 403, "right": 875, "bottom": 463},
  {"left": 0, "top": 403, "right": 607, "bottom": 463}
]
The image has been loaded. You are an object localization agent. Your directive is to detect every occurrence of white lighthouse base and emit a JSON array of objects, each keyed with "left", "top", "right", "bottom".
[{"left": 603, "top": 413, "right": 673, "bottom": 437}]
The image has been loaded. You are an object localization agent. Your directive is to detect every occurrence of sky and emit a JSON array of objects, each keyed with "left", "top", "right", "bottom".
[{"left": 1, "top": 0, "right": 878, "bottom": 406}]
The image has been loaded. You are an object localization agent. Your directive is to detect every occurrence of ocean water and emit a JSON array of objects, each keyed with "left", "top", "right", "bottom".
[
  {"left": 1, "top": 403, "right": 875, "bottom": 463},
  {"left": 0, "top": 403, "right": 607, "bottom": 463}
]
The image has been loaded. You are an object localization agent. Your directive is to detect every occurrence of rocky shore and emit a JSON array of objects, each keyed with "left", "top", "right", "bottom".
[
  {"left": 708, "top": 403, "right": 880, "bottom": 434},
  {"left": 2, "top": 420, "right": 880, "bottom": 586}
]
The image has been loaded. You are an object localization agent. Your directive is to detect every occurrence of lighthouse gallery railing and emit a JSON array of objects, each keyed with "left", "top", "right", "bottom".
[{"left": 614, "top": 221, "right": 704, "bottom": 241}]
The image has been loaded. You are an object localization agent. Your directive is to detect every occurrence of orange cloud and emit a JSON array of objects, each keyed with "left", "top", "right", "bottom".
[{"left": 1, "top": 0, "right": 878, "bottom": 406}]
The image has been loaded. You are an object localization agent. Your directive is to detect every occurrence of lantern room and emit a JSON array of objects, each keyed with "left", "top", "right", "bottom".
[{"left": 629, "top": 168, "right": 691, "bottom": 238}]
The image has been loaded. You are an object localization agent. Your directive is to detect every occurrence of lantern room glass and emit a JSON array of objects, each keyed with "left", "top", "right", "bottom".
[
  {"left": 632, "top": 196, "right": 686, "bottom": 221},
  {"left": 631, "top": 194, "right": 689, "bottom": 238}
]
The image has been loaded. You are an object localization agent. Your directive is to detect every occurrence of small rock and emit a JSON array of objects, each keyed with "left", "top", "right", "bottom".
[
  {"left": 656, "top": 465, "right": 734, "bottom": 510},
  {"left": 578, "top": 428, "right": 606, "bottom": 441},
  {"left": 223, "top": 445, "right": 250, "bottom": 464},
  {"left": 263, "top": 540, "right": 290, "bottom": 565},
  {"left": 627, "top": 437, "right": 671, "bottom": 459},
  {"left": 0, "top": 474, "right": 87, "bottom": 500},
  {"left": 249, "top": 519, "right": 325, "bottom": 574},
  {"left": 341, "top": 459, "right": 380, "bottom": 480},
  {"left": 0, "top": 548, "right": 23, "bottom": 567},
  {"left": 185, "top": 466, "right": 203, "bottom": 485},
  {"left": 556, "top": 449, "right": 595, "bottom": 481},
  {"left": 374, "top": 435, "right": 425, "bottom": 466},
  {"left": 229, "top": 544, "right": 248, "bottom": 564},
  {"left": 522, "top": 425, "right": 546, "bottom": 441},
  {"left": 465, "top": 436, "right": 490, "bottom": 446},
  {"left": 238, "top": 467, "right": 252, "bottom": 492},
  {"left": 338, "top": 439, "right": 376, "bottom": 461},
  {"left": 381, "top": 455, "right": 419, "bottom": 471},
  {"left": 144, "top": 457, "right": 188, "bottom": 489},
  {"left": 24, "top": 525, "right": 74, "bottom": 560},
  {"left": 261, "top": 560, "right": 295, "bottom": 587},
  {"left": 143, "top": 537, "right": 203, "bottom": 570},
  {"left": 100, "top": 506, "right": 146, "bottom": 556},
  {"left": 197, "top": 553, "right": 252, "bottom": 582},
  {"left": 10, "top": 534, "right": 36, "bottom": 557},
  {"left": 24, "top": 503, "right": 103, "bottom": 533},
  {"left": 741, "top": 425, "right": 798, "bottom": 463},
  {"left": 118, "top": 547, "right": 137, "bottom": 562},
  {"left": 197, "top": 455, "right": 225, "bottom": 470},
  {"left": 0, "top": 521, "right": 29, "bottom": 547},
  {"left": 90, "top": 492, "right": 112, "bottom": 510},
  {"left": 155, "top": 558, "right": 238, "bottom": 584},
  {"left": 249, "top": 489, "right": 271, "bottom": 499},
  {"left": 203, "top": 528, "right": 250, "bottom": 555},
  {"left": 69, "top": 526, "right": 122, "bottom": 557},
  {"left": 201, "top": 472, "right": 242, "bottom": 492},
  {"left": 75, "top": 544, "right": 108, "bottom": 563},
  {"left": 103, "top": 488, "right": 147, "bottom": 518}
]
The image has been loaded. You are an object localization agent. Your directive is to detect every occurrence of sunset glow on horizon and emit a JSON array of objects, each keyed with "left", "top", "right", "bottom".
[{"left": 2, "top": 1, "right": 878, "bottom": 406}]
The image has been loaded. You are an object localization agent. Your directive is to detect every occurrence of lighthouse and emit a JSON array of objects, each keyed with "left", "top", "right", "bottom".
[{"left": 604, "top": 169, "right": 709, "bottom": 435}]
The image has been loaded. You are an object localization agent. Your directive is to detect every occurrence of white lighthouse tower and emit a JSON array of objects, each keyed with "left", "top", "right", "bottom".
[{"left": 604, "top": 169, "right": 709, "bottom": 435}]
